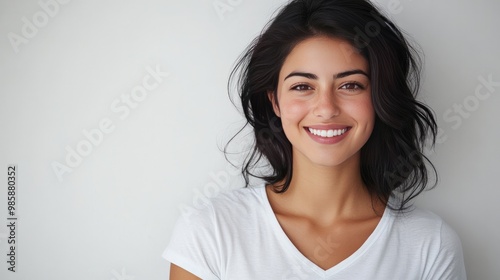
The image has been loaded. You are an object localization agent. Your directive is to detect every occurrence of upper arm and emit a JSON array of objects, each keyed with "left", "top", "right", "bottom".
[
  {"left": 424, "top": 221, "right": 467, "bottom": 280},
  {"left": 164, "top": 204, "right": 221, "bottom": 279},
  {"left": 169, "top": 263, "right": 202, "bottom": 280}
]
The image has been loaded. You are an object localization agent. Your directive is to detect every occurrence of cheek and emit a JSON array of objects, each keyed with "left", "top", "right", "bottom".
[
  {"left": 280, "top": 99, "right": 309, "bottom": 122},
  {"left": 351, "top": 98, "right": 375, "bottom": 131},
  {"left": 339, "top": 95, "right": 375, "bottom": 125},
  {"left": 360, "top": 98, "right": 375, "bottom": 119}
]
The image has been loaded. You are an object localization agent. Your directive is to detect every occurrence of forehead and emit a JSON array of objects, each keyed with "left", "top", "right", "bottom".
[{"left": 279, "top": 36, "right": 368, "bottom": 78}]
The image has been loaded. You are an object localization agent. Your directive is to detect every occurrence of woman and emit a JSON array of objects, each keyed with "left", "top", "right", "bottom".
[{"left": 164, "top": 0, "right": 467, "bottom": 279}]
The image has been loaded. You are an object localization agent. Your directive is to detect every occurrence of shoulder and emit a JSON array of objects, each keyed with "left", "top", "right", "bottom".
[
  {"left": 388, "top": 206, "right": 462, "bottom": 247},
  {"left": 395, "top": 207, "right": 444, "bottom": 228},
  {"left": 164, "top": 185, "right": 268, "bottom": 279},
  {"left": 178, "top": 185, "right": 266, "bottom": 228},
  {"left": 387, "top": 206, "right": 467, "bottom": 279},
  {"left": 392, "top": 207, "right": 460, "bottom": 241},
  {"left": 209, "top": 185, "right": 265, "bottom": 210}
]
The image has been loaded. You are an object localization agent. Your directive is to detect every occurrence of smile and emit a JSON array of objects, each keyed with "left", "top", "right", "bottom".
[{"left": 307, "top": 127, "right": 348, "bottom": 138}]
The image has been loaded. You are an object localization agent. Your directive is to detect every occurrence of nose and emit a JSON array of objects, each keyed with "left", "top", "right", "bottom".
[{"left": 313, "top": 89, "right": 340, "bottom": 119}]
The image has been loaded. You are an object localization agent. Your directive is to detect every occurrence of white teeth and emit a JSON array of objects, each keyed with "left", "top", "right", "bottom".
[{"left": 308, "top": 127, "right": 348, "bottom": 138}]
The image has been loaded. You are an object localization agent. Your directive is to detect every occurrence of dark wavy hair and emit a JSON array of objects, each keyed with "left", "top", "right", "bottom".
[{"left": 225, "top": 0, "right": 438, "bottom": 211}]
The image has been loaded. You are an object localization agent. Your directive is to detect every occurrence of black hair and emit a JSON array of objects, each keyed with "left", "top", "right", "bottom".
[{"left": 225, "top": 0, "right": 438, "bottom": 211}]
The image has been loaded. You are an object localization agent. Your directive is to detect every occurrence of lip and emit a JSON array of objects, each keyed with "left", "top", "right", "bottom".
[
  {"left": 306, "top": 124, "right": 350, "bottom": 130},
  {"left": 304, "top": 126, "right": 351, "bottom": 144}
]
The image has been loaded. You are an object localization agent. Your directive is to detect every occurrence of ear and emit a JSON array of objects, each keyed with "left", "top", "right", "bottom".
[{"left": 267, "top": 90, "right": 281, "bottom": 117}]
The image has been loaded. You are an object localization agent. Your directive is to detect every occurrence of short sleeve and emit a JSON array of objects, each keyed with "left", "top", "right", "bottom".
[
  {"left": 424, "top": 221, "right": 467, "bottom": 280},
  {"left": 163, "top": 204, "right": 221, "bottom": 280}
]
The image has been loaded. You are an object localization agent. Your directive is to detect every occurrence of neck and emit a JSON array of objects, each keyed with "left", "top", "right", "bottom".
[{"left": 269, "top": 150, "right": 380, "bottom": 225}]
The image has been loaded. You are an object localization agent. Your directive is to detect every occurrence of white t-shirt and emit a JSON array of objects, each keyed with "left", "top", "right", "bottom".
[{"left": 163, "top": 184, "right": 466, "bottom": 279}]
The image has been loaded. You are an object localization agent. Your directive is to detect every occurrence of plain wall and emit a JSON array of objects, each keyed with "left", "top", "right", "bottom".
[{"left": 0, "top": 0, "right": 498, "bottom": 279}]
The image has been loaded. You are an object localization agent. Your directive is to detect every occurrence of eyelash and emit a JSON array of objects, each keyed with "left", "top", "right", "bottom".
[
  {"left": 291, "top": 84, "right": 313, "bottom": 91},
  {"left": 340, "top": 82, "right": 365, "bottom": 91},
  {"left": 290, "top": 82, "right": 365, "bottom": 92}
]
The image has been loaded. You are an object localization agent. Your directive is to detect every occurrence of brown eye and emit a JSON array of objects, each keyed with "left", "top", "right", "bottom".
[
  {"left": 340, "top": 82, "right": 364, "bottom": 91},
  {"left": 292, "top": 84, "right": 312, "bottom": 91}
]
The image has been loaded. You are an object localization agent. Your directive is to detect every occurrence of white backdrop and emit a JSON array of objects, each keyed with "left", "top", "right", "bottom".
[{"left": 0, "top": 0, "right": 498, "bottom": 279}]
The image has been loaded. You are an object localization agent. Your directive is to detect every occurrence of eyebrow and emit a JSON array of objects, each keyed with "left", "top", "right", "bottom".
[{"left": 284, "top": 69, "right": 369, "bottom": 81}]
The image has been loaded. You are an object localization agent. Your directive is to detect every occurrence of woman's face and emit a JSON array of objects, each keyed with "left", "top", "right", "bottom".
[{"left": 270, "top": 36, "right": 375, "bottom": 168}]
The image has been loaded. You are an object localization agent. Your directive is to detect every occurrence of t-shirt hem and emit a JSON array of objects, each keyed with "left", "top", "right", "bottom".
[{"left": 163, "top": 249, "right": 220, "bottom": 280}]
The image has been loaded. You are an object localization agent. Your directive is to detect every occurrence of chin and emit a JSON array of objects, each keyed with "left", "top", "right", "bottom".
[
  {"left": 306, "top": 155, "right": 350, "bottom": 168},
  {"left": 305, "top": 150, "right": 361, "bottom": 169}
]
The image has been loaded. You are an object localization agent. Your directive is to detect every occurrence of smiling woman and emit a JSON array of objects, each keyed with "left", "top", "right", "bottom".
[
  {"left": 271, "top": 37, "right": 375, "bottom": 169},
  {"left": 163, "top": 0, "right": 467, "bottom": 279}
]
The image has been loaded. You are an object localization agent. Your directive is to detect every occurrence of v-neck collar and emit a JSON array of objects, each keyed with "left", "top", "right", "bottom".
[{"left": 257, "top": 183, "right": 393, "bottom": 278}]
